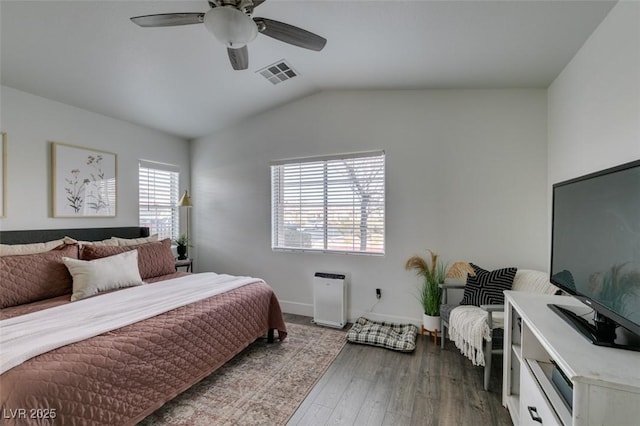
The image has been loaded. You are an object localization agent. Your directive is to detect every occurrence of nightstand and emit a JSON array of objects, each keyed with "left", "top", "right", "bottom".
[{"left": 175, "top": 258, "right": 193, "bottom": 272}]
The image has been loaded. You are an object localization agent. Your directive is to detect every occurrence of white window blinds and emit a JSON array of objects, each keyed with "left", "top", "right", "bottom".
[
  {"left": 271, "top": 151, "right": 385, "bottom": 255},
  {"left": 138, "top": 160, "right": 180, "bottom": 241}
]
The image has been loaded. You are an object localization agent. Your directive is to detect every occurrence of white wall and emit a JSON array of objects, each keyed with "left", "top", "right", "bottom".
[
  {"left": 0, "top": 86, "right": 190, "bottom": 231},
  {"left": 191, "top": 89, "right": 548, "bottom": 324},
  {"left": 548, "top": 1, "right": 640, "bottom": 185}
]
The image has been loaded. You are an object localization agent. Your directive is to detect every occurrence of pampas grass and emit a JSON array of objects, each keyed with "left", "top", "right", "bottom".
[
  {"left": 446, "top": 261, "right": 475, "bottom": 280},
  {"left": 405, "top": 256, "right": 429, "bottom": 276},
  {"left": 405, "top": 249, "right": 445, "bottom": 316}
]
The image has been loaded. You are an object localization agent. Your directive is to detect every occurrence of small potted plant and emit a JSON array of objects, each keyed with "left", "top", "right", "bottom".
[
  {"left": 175, "top": 233, "right": 189, "bottom": 260},
  {"left": 405, "top": 249, "right": 446, "bottom": 331}
]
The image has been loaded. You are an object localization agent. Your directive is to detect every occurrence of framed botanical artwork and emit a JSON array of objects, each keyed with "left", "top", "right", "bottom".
[
  {"left": 0, "top": 132, "right": 5, "bottom": 217},
  {"left": 52, "top": 142, "right": 117, "bottom": 217}
]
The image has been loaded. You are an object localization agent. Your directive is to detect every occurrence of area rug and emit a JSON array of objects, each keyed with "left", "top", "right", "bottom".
[{"left": 138, "top": 322, "right": 347, "bottom": 425}]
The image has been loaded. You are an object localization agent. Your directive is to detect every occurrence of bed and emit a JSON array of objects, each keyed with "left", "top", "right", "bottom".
[{"left": 0, "top": 227, "right": 287, "bottom": 425}]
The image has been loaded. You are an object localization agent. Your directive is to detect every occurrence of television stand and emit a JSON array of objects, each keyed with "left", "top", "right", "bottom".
[
  {"left": 503, "top": 292, "right": 640, "bottom": 425},
  {"left": 549, "top": 304, "right": 640, "bottom": 352}
]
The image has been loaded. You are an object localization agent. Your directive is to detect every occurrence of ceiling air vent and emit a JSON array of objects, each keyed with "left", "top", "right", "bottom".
[{"left": 256, "top": 60, "right": 297, "bottom": 85}]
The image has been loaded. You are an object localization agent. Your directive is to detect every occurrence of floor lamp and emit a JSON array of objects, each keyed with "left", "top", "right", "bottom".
[{"left": 178, "top": 190, "right": 192, "bottom": 259}]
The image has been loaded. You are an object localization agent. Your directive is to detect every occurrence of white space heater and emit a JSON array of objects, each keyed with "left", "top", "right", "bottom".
[{"left": 313, "top": 272, "right": 347, "bottom": 329}]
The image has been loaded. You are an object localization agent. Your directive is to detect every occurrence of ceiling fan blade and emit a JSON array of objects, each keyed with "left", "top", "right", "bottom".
[
  {"left": 252, "top": 0, "right": 267, "bottom": 8},
  {"left": 130, "top": 13, "right": 204, "bottom": 27},
  {"left": 227, "top": 46, "right": 249, "bottom": 70},
  {"left": 254, "top": 18, "right": 326, "bottom": 51}
]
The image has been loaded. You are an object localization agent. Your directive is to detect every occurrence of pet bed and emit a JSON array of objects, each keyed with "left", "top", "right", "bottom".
[{"left": 346, "top": 317, "right": 418, "bottom": 352}]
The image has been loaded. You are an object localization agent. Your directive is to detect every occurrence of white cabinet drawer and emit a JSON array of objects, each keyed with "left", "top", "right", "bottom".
[
  {"left": 503, "top": 293, "right": 640, "bottom": 426},
  {"left": 519, "top": 361, "right": 562, "bottom": 426}
]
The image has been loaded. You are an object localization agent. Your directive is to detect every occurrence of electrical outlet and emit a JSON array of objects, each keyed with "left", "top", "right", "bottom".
[{"left": 376, "top": 288, "right": 381, "bottom": 299}]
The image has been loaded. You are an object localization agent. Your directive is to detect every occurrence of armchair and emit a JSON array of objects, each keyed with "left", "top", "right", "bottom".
[{"left": 440, "top": 269, "right": 558, "bottom": 391}]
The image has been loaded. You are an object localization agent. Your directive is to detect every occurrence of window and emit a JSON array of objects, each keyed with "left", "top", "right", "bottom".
[
  {"left": 271, "top": 151, "right": 385, "bottom": 255},
  {"left": 138, "top": 160, "right": 180, "bottom": 240}
]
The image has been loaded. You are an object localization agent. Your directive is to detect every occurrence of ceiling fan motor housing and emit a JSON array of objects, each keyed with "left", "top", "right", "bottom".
[
  {"left": 204, "top": 6, "right": 258, "bottom": 48},
  {"left": 130, "top": 0, "right": 326, "bottom": 71}
]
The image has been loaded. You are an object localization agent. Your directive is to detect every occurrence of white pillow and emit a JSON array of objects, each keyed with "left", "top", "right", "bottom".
[
  {"left": 0, "top": 239, "right": 65, "bottom": 256},
  {"left": 111, "top": 234, "right": 159, "bottom": 246},
  {"left": 63, "top": 236, "right": 119, "bottom": 246},
  {"left": 63, "top": 250, "right": 144, "bottom": 301}
]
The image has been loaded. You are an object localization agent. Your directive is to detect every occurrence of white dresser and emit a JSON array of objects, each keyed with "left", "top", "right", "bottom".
[{"left": 502, "top": 291, "right": 640, "bottom": 425}]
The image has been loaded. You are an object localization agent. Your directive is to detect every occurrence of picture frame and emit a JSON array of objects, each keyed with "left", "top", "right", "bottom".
[
  {"left": 0, "top": 132, "right": 5, "bottom": 217},
  {"left": 52, "top": 142, "right": 117, "bottom": 217}
]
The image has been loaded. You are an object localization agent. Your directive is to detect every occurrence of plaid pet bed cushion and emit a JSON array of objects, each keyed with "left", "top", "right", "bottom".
[{"left": 346, "top": 317, "right": 419, "bottom": 352}]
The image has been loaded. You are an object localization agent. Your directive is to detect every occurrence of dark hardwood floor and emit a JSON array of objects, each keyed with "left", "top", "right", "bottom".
[{"left": 285, "top": 314, "right": 512, "bottom": 426}]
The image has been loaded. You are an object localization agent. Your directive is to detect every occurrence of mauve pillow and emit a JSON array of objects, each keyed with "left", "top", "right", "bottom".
[
  {"left": 0, "top": 244, "right": 79, "bottom": 309},
  {"left": 80, "top": 239, "right": 175, "bottom": 279}
]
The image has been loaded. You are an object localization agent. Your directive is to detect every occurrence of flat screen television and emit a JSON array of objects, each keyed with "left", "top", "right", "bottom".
[{"left": 550, "top": 159, "right": 640, "bottom": 351}]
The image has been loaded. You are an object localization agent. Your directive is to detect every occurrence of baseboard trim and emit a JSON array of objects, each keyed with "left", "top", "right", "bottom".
[
  {"left": 279, "top": 300, "right": 421, "bottom": 327},
  {"left": 280, "top": 300, "right": 314, "bottom": 317}
]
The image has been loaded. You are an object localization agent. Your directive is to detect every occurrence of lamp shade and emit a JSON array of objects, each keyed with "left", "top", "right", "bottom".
[
  {"left": 178, "top": 190, "right": 192, "bottom": 207},
  {"left": 203, "top": 7, "right": 258, "bottom": 49}
]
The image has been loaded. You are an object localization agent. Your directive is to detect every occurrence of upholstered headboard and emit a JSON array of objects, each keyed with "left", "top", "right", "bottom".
[{"left": 0, "top": 227, "right": 150, "bottom": 244}]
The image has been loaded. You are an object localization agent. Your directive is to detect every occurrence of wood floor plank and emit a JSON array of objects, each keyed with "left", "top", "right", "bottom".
[
  {"left": 285, "top": 314, "right": 512, "bottom": 426},
  {"left": 381, "top": 410, "right": 412, "bottom": 426},
  {"left": 301, "top": 350, "right": 348, "bottom": 403},
  {"left": 353, "top": 398, "right": 386, "bottom": 426},
  {"left": 385, "top": 341, "right": 423, "bottom": 417},
  {"left": 326, "top": 377, "right": 372, "bottom": 425},
  {"left": 312, "top": 346, "right": 362, "bottom": 409},
  {"left": 291, "top": 403, "right": 335, "bottom": 426},
  {"left": 351, "top": 344, "right": 384, "bottom": 380},
  {"left": 352, "top": 362, "right": 397, "bottom": 426}
]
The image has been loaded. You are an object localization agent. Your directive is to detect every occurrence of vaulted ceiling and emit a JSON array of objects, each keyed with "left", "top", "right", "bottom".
[{"left": 1, "top": 1, "right": 616, "bottom": 139}]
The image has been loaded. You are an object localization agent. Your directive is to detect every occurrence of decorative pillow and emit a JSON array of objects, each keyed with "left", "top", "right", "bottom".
[
  {"left": 0, "top": 239, "right": 65, "bottom": 256},
  {"left": 63, "top": 236, "right": 119, "bottom": 246},
  {"left": 111, "top": 234, "right": 159, "bottom": 246},
  {"left": 0, "top": 244, "right": 78, "bottom": 308},
  {"left": 80, "top": 239, "right": 175, "bottom": 279},
  {"left": 63, "top": 251, "right": 144, "bottom": 301},
  {"left": 460, "top": 264, "right": 517, "bottom": 306}
]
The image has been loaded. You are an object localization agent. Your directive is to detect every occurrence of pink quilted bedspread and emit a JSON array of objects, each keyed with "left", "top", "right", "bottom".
[{"left": 0, "top": 276, "right": 287, "bottom": 425}]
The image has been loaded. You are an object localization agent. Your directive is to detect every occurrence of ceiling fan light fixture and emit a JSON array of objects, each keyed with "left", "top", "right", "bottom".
[{"left": 204, "top": 7, "right": 258, "bottom": 48}]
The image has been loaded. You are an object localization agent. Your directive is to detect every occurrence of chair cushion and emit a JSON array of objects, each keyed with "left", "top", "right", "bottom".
[
  {"left": 346, "top": 317, "right": 419, "bottom": 352},
  {"left": 460, "top": 264, "right": 517, "bottom": 306},
  {"left": 440, "top": 303, "right": 458, "bottom": 324},
  {"left": 513, "top": 269, "right": 559, "bottom": 294}
]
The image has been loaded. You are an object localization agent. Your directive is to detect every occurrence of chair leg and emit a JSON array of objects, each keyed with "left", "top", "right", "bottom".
[{"left": 483, "top": 340, "right": 492, "bottom": 391}]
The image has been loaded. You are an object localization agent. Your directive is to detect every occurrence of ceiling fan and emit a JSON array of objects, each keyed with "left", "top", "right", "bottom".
[{"left": 130, "top": 0, "right": 327, "bottom": 71}]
